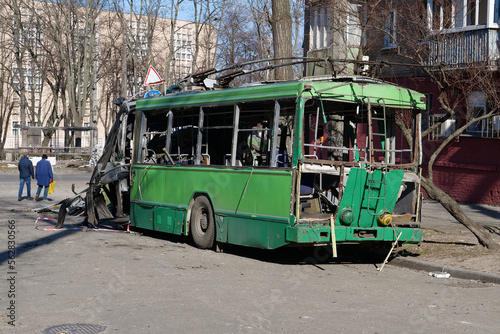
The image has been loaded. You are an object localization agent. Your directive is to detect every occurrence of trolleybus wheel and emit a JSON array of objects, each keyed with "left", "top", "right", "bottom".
[{"left": 190, "top": 196, "right": 215, "bottom": 249}]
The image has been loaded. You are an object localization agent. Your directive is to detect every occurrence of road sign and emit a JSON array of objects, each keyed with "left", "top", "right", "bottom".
[
  {"left": 144, "top": 66, "right": 164, "bottom": 86},
  {"left": 144, "top": 90, "right": 161, "bottom": 98}
]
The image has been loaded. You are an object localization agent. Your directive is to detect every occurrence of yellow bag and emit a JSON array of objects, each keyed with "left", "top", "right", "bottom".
[{"left": 48, "top": 181, "right": 56, "bottom": 194}]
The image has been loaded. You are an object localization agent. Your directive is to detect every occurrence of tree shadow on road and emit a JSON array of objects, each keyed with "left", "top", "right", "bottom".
[
  {"left": 0, "top": 229, "right": 79, "bottom": 266},
  {"left": 484, "top": 225, "right": 500, "bottom": 236},
  {"left": 467, "top": 204, "right": 500, "bottom": 220},
  {"left": 422, "top": 240, "right": 476, "bottom": 246}
]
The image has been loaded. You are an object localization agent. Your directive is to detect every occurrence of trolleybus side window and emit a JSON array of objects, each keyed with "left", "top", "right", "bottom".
[
  {"left": 236, "top": 101, "right": 275, "bottom": 167},
  {"left": 197, "top": 105, "right": 234, "bottom": 166},
  {"left": 137, "top": 107, "right": 201, "bottom": 165},
  {"left": 303, "top": 99, "right": 361, "bottom": 163},
  {"left": 302, "top": 99, "right": 417, "bottom": 165},
  {"left": 237, "top": 100, "right": 295, "bottom": 167},
  {"left": 137, "top": 100, "right": 295, "bottom": 168}
]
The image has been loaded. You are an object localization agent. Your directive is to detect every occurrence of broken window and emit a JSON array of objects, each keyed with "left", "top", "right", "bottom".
[{"left": 136, "top": 99, "right": 295, "bottom": 168}]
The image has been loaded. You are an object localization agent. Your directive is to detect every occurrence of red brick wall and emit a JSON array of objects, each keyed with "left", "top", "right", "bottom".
[{"left": 423, "top": 136, "right": 500, "bottom": 205}]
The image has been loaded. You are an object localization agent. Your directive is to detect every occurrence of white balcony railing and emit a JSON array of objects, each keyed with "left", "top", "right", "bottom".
[
  {"left": 427, "top": 28, "right": 500, "bottom": 67},
  {"left": 429, "top": 114, "right": 456, "bottom": 140}
]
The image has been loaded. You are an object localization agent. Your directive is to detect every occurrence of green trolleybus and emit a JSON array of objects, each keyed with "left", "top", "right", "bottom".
[{"left": 124, "top": 75, "right": 425, "bottom": 252}]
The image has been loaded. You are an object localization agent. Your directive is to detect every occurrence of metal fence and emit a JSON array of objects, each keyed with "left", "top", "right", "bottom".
[{"left": 9, "top": 125, "right": 101, "bottom": 160}]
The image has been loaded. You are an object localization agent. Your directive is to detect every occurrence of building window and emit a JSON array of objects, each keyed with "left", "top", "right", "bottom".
[
  {"left": 466, "top": 91, "right": 487, "bottom": 136},
  {"left": 384, "top": 11, "right": 397, "bottom": 49},
  {"left": 174, "top": 27, "right": 193, "bottom": 77},
  {"left": 431, "top": 0, "right": 455, "bottom": 29},
  {"left": 83, "top": 122, "right": 90, "bottom": 138},
  {"left": 495, "top": 0, "right": 500, "bottom": 23},
  {"left": 310, "top": 6, "right": 330, "bottom": 50},
  {"left": 465, "top": 90, "right": 500, "bottom": 138},
  {"left": 426, "top": 0, "right": 489, "bottom": 29},
  {"left": 12, "top": 121, "right": 20, "bottom": 136},
  {"left": 422, "top": 93, "right": 432, "bottom": 131},
  {"left": 12, "top": 67, "right": 42, "bottom": 93},
  {"left": 465, "top": 0, "right": 487, "bottom": 26}
]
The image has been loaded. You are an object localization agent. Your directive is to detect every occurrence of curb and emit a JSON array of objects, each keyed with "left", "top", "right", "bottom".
[{"left": 389, "top": 257, "right": 500, "bottom": 284}]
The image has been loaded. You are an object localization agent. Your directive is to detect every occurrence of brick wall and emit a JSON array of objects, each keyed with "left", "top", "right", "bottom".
[{"left": 423, "top": 136, "right": 500, "bottom": 205}]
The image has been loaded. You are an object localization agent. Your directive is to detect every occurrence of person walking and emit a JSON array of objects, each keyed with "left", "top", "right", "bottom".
[
  {"left": 35, "top": 154, "right": 54, "bottom": 201},
  {"left": 18, "top": 152, "right": 34, "bottom": 201}
]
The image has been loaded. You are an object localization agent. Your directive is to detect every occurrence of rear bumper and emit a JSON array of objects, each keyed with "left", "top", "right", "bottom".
[{"left": 286, "top": 225, "right": 423, "bottom": 244}]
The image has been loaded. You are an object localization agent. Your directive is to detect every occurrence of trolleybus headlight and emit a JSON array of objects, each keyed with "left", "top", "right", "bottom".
[
  {"left": 377, "top": 213, "right": 392, "bottom": 226},
  {"left": 338, "top": 207, "right": 354, "bottom": 226}
]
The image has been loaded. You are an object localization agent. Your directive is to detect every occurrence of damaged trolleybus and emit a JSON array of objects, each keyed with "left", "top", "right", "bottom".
[{"left": 121, "top": 74, "right": 426, "bottom": 252}]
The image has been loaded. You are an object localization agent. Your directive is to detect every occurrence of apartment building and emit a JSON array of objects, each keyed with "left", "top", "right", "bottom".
[
  {"left": 304, "top": 0, "right": 500, "bottom": 205},
  {"left": 1, "top": 1, "right": 212, "bottom": 157}
]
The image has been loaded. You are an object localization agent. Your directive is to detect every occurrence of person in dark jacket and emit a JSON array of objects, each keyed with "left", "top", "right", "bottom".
[
  {"left": 35, "top": 154, "right": 54, "bottom": 201},
  {"left": 18, "top": 152, "right": 34, "bottom": 201}
]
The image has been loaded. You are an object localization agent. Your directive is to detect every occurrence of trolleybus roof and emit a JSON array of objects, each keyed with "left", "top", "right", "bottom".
[{"left": 136, "top": 76, "right": 427, "bottom": 111}]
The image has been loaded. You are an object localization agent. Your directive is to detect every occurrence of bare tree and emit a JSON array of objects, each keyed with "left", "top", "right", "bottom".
[
  {"left": 214, "top": 0, "right": 303, "bottom": 84},
  {"left": 0, "top": 30, "right": 14, "bottom": 158},
  {"left": 160, "top": 0, "right": 184, "bottom": 85},
  {"left": 0, "top": 1, "right": 15, "bottom": 158},
  {"left": 216, "top": 6, "right": 264, "bottom": 85},
  {"left": 95, "top": 8, "right": 124, "bottom": 135},
  {"left": 247, "top": 0, "right": 274, "bottom": 66},
  {"left": 2, "top": 0, "right": 40, "bottom": 147},
  {"left": 113, "top": 0, "right": 161, "bottom": 96},
  {"left": 35, "top": 0, "right": 103, "bottom": 148},
  {"left": 189, "top": 0, "right": 223, "bottom": 73},
  {"left": 290, "top": 0, "right": 304, "bottom": 77}
]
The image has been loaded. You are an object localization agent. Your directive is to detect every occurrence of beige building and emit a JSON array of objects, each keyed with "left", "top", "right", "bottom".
[{"left": 1, "top": 1, "right": 215, "bottom": 159}]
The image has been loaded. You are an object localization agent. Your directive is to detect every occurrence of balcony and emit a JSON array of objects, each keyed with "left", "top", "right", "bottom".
[
  {"left": 427, "top": 27, "right": 500, "bottom": 68},
  {"left": 429, "top": 114, "right": 456, "bottom": 140}
]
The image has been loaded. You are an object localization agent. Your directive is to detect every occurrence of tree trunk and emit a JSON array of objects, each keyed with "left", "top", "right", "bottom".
[
  {"left": 421, "top": 177, "right": 499, "bottom": 250},
  {"left": 271, "top": 0, "right": 293, "bottom": 81}
]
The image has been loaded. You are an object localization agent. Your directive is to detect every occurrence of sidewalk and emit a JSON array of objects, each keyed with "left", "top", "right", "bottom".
[{"left": 391, "top": 200, "right": 500, "bottom": 283}]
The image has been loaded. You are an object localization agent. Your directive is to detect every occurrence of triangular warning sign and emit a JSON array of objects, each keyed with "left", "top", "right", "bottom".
[{"left": 144, "top": 66, "right": 164, "bottom": 86}]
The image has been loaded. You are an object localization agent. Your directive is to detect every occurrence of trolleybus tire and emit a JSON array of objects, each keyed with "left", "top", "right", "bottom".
[{"left": 190, "top": 196, "right": 215, "bottom": 249}]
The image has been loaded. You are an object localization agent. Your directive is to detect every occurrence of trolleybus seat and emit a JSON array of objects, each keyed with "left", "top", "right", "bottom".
[
  {"left": 299, "top": 173, "right": 341, "bottom": 214},
  {"left": 201, "top": 154, "right": 210, "bottom": 165},
  {"left": 316, "top": 174, "right": 341, "bottom": 209},
  {"left": 299, "top": 173, "right": 323, "bottom": 214},
  {"left": 300, "top": 173, "right": 315, "bottom": 197},
  {"left": 299, "top": 173, "right": 337, "bottom": 197}
]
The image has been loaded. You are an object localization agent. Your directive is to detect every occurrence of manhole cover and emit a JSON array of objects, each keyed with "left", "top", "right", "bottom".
[{"left": 43, "top": 323, "right": 106, "bottom": 334}]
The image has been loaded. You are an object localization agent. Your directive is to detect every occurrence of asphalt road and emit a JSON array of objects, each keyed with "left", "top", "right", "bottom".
[{"left": 1, "top": 172, "right": 500, "bottom": 333}]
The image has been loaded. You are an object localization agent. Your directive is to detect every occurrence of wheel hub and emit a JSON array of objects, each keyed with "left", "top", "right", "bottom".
[{"left": 199, "top": 213, "right": 208, "bottom": 231}]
